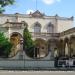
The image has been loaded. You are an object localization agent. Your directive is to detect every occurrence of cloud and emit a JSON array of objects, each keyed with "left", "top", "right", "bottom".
[
  {"left": 42, "top": 0, "right": 61, "bottom": 5},
  {"left": 26, "top": 9, "right": 34, "bottom": 14}
]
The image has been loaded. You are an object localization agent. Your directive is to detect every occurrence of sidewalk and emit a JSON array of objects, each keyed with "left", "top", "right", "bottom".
[{"left": 0, "top": 71, "right": 75, "bottom": 75}]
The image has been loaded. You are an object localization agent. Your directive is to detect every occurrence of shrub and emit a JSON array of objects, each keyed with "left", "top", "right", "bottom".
[{"left": 0, "top": 32, "right": 12, "bottom": 57}]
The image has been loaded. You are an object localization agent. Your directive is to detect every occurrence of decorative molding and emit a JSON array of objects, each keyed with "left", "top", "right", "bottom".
[{"left": 30, "top": 10, "right": 44, "bottom": 18}]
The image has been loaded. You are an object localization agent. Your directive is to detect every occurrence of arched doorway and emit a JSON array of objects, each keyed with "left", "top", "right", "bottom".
[
  {"left": 10, "top": 32, "right": 23, "bottom": 56},
  {"left": 47, "top": 39, "right": 59, "bottom": 58},
  {"left": 70, "top": 35, "right": 75, "bottom": 57},
  {"left": 64, "top": 37, "right": 69, "bottom": 57},
  {"left": 34, "top": 38, "right": 48, "bottom": 58}
]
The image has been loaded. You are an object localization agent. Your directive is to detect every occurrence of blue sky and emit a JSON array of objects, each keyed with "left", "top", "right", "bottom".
[{"left": 4, "top": 0, "right": 75, "bottom": 17}]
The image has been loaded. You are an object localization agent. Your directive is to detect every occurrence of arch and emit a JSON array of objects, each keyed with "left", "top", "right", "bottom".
[
  {"left": 47, "top": 39, "right": 59, "bottom": 57},
  {"left": 64, "top": 37, "right": 69, "bottom": 51},
  {"left": 10, "top": 32, "right": 23, "bottom": 56},
  {"left": 10, "top": 32, "right": 23, "bottom": 38},
  {"left": 64, "top": 37, "right": 69, "bottom": 43},
  {"left": 70, "top": 35, "right": 75, "bottom": 40},
  {"left": 64, "top": 37, "right": 69, "bottom": 57},
  {"left": 34, "top": 22, "right": 41, "bottom": 33},
  {"left": 47, "top": 22, "right": 54, "bottom": 33},
  {"left": 47, "top": 39, "right": 59, "bottom": 47},
  {"left": 34, "top": 38, "right": 48, "bottom": 58},
  {"left": 69, "top": 35, "right": 75, "bottom": 57}
]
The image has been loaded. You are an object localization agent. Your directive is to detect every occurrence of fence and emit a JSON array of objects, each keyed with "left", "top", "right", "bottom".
[
  {"left": 0, "top": 59, "right": 54, "bottom": 70},
  {"left": 0, "top": 59, "right": 75, "bottom": 71},
  {"left": 58, "top": 59, "right": 75, "bottom": 68}
]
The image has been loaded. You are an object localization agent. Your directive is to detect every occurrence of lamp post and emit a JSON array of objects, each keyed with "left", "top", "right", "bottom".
[{"left": 19, "top": 38, "right": 23, "bottom": 60}]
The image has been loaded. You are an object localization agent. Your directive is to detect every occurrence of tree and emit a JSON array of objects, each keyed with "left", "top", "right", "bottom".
[
  {"left": 23, "top": 26, "right": 35, "bottom": 57},
  {"left": 0, "top": 0, "right": 15, "bottom": 13},
  {"left": 0, "top": 32, "right": 12, "bottom": 57}
]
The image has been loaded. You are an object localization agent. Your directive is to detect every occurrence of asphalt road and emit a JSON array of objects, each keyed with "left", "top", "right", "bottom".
[{"left": 0, "top": 71, "right": 75, "bottom": 75}]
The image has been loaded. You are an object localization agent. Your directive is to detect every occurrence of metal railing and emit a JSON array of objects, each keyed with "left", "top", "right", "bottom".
[
  {"left": 0, "top": 59, "right": 54, "bottom": 70},
  {"left": 0, "top": 58, "right": 75, "bottom": 71},
  {"left": 58, "top": 59, "right": 75, "bottom": 68},
  {"left": 31, "top": 32, "right": 59, "bottom": 38}
]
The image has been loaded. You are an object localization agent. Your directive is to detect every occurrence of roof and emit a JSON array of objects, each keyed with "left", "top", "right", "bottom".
[
  {"left": 60, "top": 27, "right": 75, "bottom": 36},
  {"left": 30, "top": 10, "right": 45, "bottom": 18}
]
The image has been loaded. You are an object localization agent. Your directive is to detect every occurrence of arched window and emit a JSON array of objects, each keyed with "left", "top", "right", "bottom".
[
  {"left": 47, "top": 23, "right": 54, "bottom": 33},
  {"left": 34, "top": 22, "right": 41, "bottom": 33}
]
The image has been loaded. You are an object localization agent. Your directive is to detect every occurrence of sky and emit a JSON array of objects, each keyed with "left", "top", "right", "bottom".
[{"left": 4, "top": 0, "right": 75, "bottom": 18}]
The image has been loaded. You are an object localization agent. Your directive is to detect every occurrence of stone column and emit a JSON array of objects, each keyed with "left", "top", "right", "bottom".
[{"left": 49, "top": 40, "right": 56, "bottom": 60}]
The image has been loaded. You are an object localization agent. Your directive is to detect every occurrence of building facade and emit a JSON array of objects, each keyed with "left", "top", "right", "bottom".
[{"left": 0, "top": 10, "right": 74, "bottom": 59}]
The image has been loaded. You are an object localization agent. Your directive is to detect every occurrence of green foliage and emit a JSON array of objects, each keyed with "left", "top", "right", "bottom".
[
  {"left": 0, "top": 7, "right": 5, "bottom": 13},
  {"left": 0, "top": 0, "right": 15, "bottom": 13},
  {"left": 23, "top": 27, "right": 34, "bottom": 57},
  {"left": 23, "top": 27, "right": 34, "bottom": 50},
  {"left": 0, "top": 32, "right": 12, "bottom": 57}
]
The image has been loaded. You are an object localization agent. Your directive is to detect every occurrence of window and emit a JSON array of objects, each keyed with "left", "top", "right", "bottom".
[
  {"left": 47, "top": 23, "right": 54, "bottom": 33},
  {"left": 34, "top": 22, "right": 41, "bottom": 33}
]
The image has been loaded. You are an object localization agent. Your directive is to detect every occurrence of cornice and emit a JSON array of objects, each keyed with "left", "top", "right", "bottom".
[
  {"left": 60, "top": 27, "right": 75, "bottom": 36},
  {"left": 0, "top": 12, "right": 73, "bottom": 21}
]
